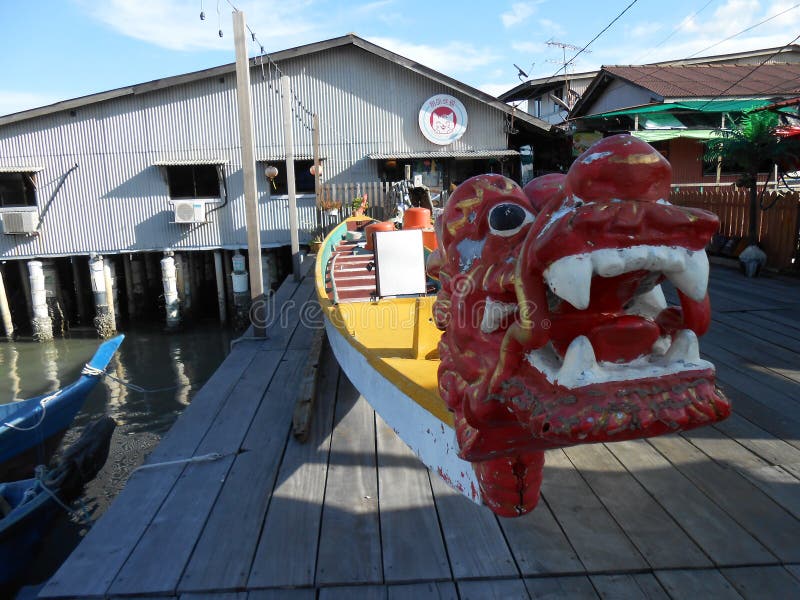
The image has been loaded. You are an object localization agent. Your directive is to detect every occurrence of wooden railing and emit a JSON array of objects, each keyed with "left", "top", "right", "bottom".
[{"left": 670, "top": 188, "right": 800, "bottom": 270}]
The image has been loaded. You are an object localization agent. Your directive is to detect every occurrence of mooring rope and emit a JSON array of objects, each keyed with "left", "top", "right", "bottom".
[
  {"left": 131, "top": 451, "right": 227, "bottom": 473},
  {"left": 32, "top": 465, "right": 92, "bottom": 526},
  {"left": 82, "top": 364, "right": 201, "bottom": 394},
  {"left": 2, "top": 391, "right": 59, "bottom": 431}
]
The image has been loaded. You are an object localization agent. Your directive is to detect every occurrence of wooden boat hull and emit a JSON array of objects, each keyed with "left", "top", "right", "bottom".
[
  {"left": 0, "top": 335, "right": 124, "bottom": 481},
  {"left": 317, "top": 218, "right": 483, "bottom": 505}
]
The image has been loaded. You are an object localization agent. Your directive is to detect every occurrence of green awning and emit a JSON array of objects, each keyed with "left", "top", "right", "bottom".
[
  {"left": 589, "top": 99, "right": 775, "bottom": 119},
  {"left": 631, "top": 129, "right": 722, "bottom": 142}
]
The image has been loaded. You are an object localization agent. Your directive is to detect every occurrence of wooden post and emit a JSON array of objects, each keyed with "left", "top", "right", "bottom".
[
  {"left": 214, "top": 250, "right": 227, "bottom": 323},
  {"left": 313, "top": 114, "right": 322, "bottom": 226},
  {"left": 0, "top": 264, "right": 14, "bottom": 340},
  {"left": 281, "top": 74, "right": 301, "bottom": 280},
  {"left": 89, "top": 254, "right": 113, "bottom": 338},
  {"left": 103, "top": 258, "right": 118, "bottom": 333},
  {"left": 232, "top": 9, "right": 264, "bottom": 336},
  {"left": 123, "top": 254, "right": 136, "bottom": 319},
  {"left": 71, "top": 256, "right": 87, "bottom": 324}
]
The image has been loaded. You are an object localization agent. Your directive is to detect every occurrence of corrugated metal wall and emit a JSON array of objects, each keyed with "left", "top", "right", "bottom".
[{"left": 0, "top": 45, "right": 509, "bottom": 260}]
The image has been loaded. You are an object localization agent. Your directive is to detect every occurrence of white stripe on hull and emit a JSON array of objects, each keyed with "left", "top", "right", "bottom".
[{"left": 324, "top": 317, "right": 482, "bottom": 505}]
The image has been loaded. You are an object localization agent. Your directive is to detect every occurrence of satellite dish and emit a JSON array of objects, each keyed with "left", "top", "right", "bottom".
[{"left": 514, "top": 63, "right": 529, "bottom": 81}]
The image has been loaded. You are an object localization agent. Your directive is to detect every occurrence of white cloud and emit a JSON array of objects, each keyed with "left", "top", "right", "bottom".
[
  {"left": 478, "top": 81, "right": 520, "bottom": 97},
  {"left": 0, "top": 91, "right": 64, "bottom": 117},
  {"left": 77, "top": 0, "right": 319, "bottom": 52},
  {"left": 367, "top": 37, "right": 500, "bottom": 74},
  {"left": 538, "top": 18, "right": 565, "bottom": 37},
  {"left": 501, "top": 2, "right": 539, "bottom": 28}
]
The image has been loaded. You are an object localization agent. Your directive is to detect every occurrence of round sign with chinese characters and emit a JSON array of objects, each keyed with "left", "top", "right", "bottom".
[{"left": 418, "top": 94, "right": 468, "bottom": 145}]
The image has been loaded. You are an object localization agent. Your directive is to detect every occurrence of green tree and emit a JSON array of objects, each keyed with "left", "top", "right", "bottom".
[{"left": 705, "top": 110, "right": 800, "bottom": 244}]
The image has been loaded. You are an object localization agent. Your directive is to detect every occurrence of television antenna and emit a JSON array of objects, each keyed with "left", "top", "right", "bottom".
[{"left": 546, "top": 40, "right": 589, "bottom": 109}]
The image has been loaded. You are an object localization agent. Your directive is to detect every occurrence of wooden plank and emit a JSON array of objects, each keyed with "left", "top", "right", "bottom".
[
  {"left": 647, "top": 435, "right": 800, "bottom": 562},
  {"left": 247, "top": 591, "right": 315, "bottom": 600},
  {"left": 108, "top": 350, "right": 285, "bottom": 596},
  {"left": 319, "top": 585, "right": 387, "bottom": 600},
  {"left": 655, "top": 569, "right": 743, "bottom": 598},
  {"left": 607, "top": 440, "right": 773, "bottom": 565},
  {"left": 539, "top": 449, "right": 647, "bottom": 572},
  {"left": 682, "top": 427, "right": 800, "bottom": 520},
  {"left": 428, "top": 473, "right": 518, "bottom": 579},
  {"left": 499, "top": 498, "right": 584, "bottom": 576},
  {"left": 458, "top": 578, "right": 531, "bottom": 599},
  {"left": 260, "top": 276, "right": 316, "bottom": 351},
  {"left": 563, "top": 444, "right": 710, "bottom": 569},
  {"left": 247, "top": 348, "right": 338, "bottom": 588},
  {"left": 375, "top": 413, "right": 451, "bottom": 583},
  {"left": 387, "top": 581, "right": 458, "bottom": 599},
  {"left": 181, "top": 593, "right": 247, "bottom": 600},
  {"left": 524, "top": 575, "right": 598, "bottom": 599},
  {"left": 590, "top": 573, "right": 669, "bottom": 599},
  {"left": 713, "top": 311, "right": 800, "bottom": 352},
  {"left": 40, "top": 341, "right": 263, "bottom": 599},
  {"left": 178, "top": 348, "right": 308, "bottom": 592},
  {"left": 714, "top": 414, "right": 800, "bottom": 466},
  {"left": 292, "top": 328, "right": 325, "bottom": 442},
  {"left": 315, "top": 380, "right": 382, "bottom": 585},
  {"left": 721, "top": 566, "right": 800, "bottom": 599}
]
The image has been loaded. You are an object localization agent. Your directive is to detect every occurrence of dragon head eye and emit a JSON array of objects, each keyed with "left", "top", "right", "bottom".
[{"left": 488, "top": 203, "right": 532, "bottom": 237}]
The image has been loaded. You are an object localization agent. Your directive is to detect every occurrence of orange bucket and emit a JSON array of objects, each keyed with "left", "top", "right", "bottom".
[
  {"left": 365, "top": 221, "right": 396, "bottom": 251},
  {"left": 403, "top": 207, "right": 431, "bottom": 230}
]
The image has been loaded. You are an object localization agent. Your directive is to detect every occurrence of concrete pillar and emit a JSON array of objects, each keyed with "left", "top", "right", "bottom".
[
  {"left": 70, "top": 257, "right": 88, "bottom": 324},
  {"left": 161, "top": 251, "right": 181, "bottom": 329},
  {"left": 42, "top": 260, "right": 66, "bottom": 336},
  {"left": 89, "top": 254, "right": 115, "bottom": 338},
  {"left": 28, "top": 260, "right": 53, "bottom": 341},
  {"left": 231, "top": 251, "right": 250, "bottom": 330},
  {"left": 105, "top": 258, "right": 120, "bottom": 325},
  {"left": 214, "top": 250, "right": 227, "bottom": 324},
  {"left": 18, "top": 260, "right": 33, "bottom": 321},
  {"left": 123, "top": 254, "right": 136, "bottom": 319},
  {"left": 0, "top": 264, "right": 14, "bottom": 340}
]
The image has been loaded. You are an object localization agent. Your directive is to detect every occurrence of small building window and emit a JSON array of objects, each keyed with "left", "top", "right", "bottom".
[
  {"left": 0, "top": 172, "right": 37, "bottom": 208},
  {"left": 165, "top": 165, "right": 220, "bottom": 198},
  {"left": 265, "top": 160, "right": 316, "bottom": 195}
]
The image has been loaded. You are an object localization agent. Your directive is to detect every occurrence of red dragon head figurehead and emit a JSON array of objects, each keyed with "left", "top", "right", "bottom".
[{"left": 429, "top": 134, "right": 731, "bottom": 517}]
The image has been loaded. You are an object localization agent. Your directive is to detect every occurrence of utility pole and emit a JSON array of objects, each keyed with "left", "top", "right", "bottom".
[
  {"left": 232, "top": 10, "right": 265, "bottom": 334},
  {"left": 281, "top": 75, "right": 301, "bottom": 280}
]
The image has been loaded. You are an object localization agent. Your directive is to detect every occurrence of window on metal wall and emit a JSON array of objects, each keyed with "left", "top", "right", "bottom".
[
  {"left": 165, "top": 165, "right": 221, "bottom": 198},
  {"left": 264, "top": 160, "right": 316, "bottom": 194},
  {"left": 0, "top": 172, "right": 37, "bottom": 208}
]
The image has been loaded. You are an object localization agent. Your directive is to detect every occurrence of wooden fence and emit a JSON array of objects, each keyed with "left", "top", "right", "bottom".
[
  {"left": 319, "top": 181, "right": 395, "bottom": 221},
  {"left": 670, "top": 188, "right": 800, "bottom": 270}
]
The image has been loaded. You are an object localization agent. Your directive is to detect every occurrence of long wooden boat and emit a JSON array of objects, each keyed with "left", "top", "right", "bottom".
[
  {"left": 316, "top": 135, "right": 731, "bottom": 516},
  {"left": 0, "top": 335, "right": 124, "bottom": 481}
]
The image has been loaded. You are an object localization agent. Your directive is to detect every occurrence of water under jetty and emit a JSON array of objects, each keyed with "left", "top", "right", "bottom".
[{"left": 40, "top": 262, "right": 800, "bottom": 598}]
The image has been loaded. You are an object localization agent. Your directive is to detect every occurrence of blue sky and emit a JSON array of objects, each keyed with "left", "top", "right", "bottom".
[{"left": 1, "top": 0, "right": 797, "bottom": 116}]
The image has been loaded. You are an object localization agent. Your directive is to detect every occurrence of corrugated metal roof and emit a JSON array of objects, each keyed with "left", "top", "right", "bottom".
[
  {"left": 0, "top": 165, "right": 44, "bottom": 172},
  {"left": 152, "top": 158, "right": 228, "bottom": 166},
  {"left": 605, "top": 63, "right": 800, "bottom": 98},
  {"left": 367, "top": 149, "right": 520, "bottom": 159}
]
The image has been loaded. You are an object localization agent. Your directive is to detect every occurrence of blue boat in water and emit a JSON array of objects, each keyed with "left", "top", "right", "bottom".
[
  {"left": 0, "top": 416, "right": 116, "bottom": 587},
  {"left": 0, "top": 335, "right": 124, "bottom": 481}
]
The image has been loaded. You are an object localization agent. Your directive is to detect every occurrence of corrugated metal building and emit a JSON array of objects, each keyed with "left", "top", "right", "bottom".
[{"left": 0, "top": 34, "right": 554, "bottom": 260}]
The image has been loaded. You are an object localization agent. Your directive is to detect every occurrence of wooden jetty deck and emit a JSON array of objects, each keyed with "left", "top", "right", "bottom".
[{"left": 40, "top": 261, "right": 800, "bottom": 599}]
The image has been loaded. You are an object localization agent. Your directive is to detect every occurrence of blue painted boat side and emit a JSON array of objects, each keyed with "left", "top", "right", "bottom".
[{"left": 0, "top": 335, "right": 125, "bottom": 471}]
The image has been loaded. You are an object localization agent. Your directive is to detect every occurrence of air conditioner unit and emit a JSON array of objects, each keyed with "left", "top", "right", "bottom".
[
  {"left": 1, "top": 211, "right": 38, "bottom": 234},
  {"left": 172, "top": 200, "right": 206, "bottom": 224}
]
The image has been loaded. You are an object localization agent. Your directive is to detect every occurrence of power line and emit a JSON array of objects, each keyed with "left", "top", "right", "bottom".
[
  {"left": 687, "top": 1, "right": 800, "bottom": 59},
  {"left": 634, "top": 0, "right": 719, "bottom": 64}
]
